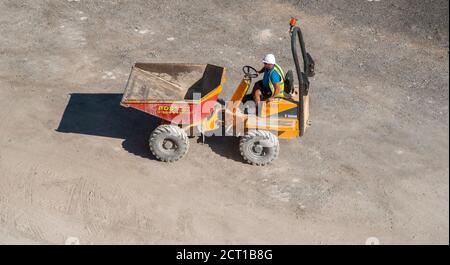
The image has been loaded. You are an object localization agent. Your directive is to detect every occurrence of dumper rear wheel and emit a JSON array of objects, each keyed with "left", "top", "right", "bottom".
[
  {"left": 239, "top": 130, "right": 279, "bottom": 166},
  {"left": 149, "top": 125, "right": 189, "bottom": 162}
]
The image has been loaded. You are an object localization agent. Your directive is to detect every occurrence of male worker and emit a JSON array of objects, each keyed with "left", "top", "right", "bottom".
[{"left": 251, "top": 54, "right": 285, "bottom": 106}]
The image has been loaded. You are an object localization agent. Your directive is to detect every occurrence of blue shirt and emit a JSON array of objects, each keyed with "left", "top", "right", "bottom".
[{"left": 262, "top": 68, "right": 282, "bottom": 95}]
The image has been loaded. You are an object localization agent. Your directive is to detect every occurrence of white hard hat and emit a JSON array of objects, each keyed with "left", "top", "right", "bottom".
[{"left": 262, "top": 54, "right": 276, "bottom": 64}]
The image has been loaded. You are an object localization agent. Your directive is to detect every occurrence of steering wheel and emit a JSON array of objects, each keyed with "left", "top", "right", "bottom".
[{"left": 242, "top": 65, "right": 258, "bottom": 78}]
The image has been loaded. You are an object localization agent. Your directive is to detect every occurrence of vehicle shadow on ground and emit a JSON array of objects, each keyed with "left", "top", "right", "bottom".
[
  {"left": 56, "top": 93, "right": 160, "bottom": 160},
  {"left": 198, "top": 135, "right": 243, "bottom": 163},
  {"left": 57, "top": 93, "right": 246, "bottom": 163}
]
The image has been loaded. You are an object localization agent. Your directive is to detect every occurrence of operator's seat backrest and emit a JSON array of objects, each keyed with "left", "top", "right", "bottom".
[{"left": 284, "top": 70, "right": 294, "bottom": 95}]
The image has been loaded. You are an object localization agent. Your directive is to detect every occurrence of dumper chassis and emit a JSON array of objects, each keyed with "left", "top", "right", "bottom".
[{"left": 121, "top": 19, "right": 315, "bottom": 165}]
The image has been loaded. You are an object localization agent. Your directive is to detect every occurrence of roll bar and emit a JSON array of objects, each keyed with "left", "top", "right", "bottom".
[{"left": 290, "top": 20, "right": 315, "bottom": 137}]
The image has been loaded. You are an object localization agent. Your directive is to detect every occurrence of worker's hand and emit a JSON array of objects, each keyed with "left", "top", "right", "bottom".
[{"left": 266, "top": 97, "right": 273, "bottom": 102}]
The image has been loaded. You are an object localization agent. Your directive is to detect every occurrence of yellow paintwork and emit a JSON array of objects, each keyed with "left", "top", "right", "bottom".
[
  {"left": 246, "top": 116, "right": 299, "bottom": 139},
  {"left": 230, "top": 79, "right": 250, "bottom": 103},
  {"left": 278, "top": 129, "right": 299, "bottom": 139},
  {"left": 187, "top": 77, "right": 304, "bottom": 140},
  {"left": 259, "top": 99, "right": 297, "bottom": 118},
  {"left": 201, "top": 104, "right": 221, "bottom": 131}
]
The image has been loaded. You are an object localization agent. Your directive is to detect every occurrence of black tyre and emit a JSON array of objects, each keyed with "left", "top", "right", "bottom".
[
  {"left": 149, "top": 125, "right": 189, "bottom": 162},
  {"left": 239, "top": 130, "right": 279, "bottom": 166}
]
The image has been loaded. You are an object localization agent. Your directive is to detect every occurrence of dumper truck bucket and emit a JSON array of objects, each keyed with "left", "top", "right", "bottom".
[{"left": 121, "top": 63, "right": 226, "bottom": 125}]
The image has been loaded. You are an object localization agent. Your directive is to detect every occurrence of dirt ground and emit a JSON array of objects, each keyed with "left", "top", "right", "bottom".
[{"left": 0, "top": 0, "right": 448, "bottom": 244}]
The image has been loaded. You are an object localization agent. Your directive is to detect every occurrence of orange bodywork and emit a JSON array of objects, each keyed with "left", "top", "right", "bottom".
[
  {"left": 121, "top": 63, "right": 304, "bottom": 139},
  {"left": 121, "top": 63, "right": 226, "bottom": 125}
]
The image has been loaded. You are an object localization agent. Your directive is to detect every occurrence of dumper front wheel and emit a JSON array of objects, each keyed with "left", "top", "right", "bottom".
[
  {"left": 239, "top": 130, "right": 279, "bottom": 166},
  {"left": 149, "top": 125, "right": 189, "bottom": 162}
]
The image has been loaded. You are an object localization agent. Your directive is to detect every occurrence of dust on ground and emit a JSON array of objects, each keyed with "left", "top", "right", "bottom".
[{"left": 0, "top": 0, "right": 448, "bottom": 244}]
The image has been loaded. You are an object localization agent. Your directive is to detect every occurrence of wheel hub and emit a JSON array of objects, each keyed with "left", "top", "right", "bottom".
[
  {"left": 252, "top": 143, "right": 264, "bottom": 155},
  {"left": 163, "top": 139, "right": 175, "bottom": 150}
]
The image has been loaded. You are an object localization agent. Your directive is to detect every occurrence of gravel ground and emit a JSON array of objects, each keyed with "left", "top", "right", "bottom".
[{"left": 0, "top": 0, "right": 448, "bottom": 244}]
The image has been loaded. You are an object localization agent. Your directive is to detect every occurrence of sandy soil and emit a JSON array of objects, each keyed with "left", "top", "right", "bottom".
[{"left": 0, "top": 0, "right": 448, "bottom": 244}]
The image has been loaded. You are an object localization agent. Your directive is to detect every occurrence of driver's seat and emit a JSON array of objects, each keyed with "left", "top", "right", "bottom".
[{"left": 283, "top": 70, "right": 294, "bottom": 96}]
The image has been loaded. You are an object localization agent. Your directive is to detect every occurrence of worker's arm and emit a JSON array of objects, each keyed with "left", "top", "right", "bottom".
[
  {"left": 258, "top": 67, "right": 265, "bottom": 74},
  {"left": 267, "top": 71, "right": 282, "bottom": 101},
  {"left": 267, "top": 82, "right": 281, "bottom": 101}
]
